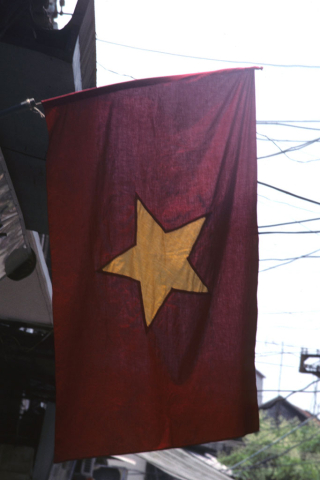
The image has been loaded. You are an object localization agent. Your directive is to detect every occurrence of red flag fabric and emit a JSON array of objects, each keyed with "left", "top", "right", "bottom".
[{"left": 44, "top": 68, "right": 259, "bottom": 463}]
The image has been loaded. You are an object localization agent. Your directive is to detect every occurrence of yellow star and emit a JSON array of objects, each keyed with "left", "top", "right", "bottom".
[{"left": 103, "top": 199, "right": 208, "bottom": 327}]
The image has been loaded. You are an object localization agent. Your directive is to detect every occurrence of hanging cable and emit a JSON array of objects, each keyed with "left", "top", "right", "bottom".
[
  {"left": 97, "top": 38, "right": 320, "bottom": 69},
  {"left": 259, "top": 248, "right": 320, "bottom": 272},
  {"left": 257, "top": 121, "right": 320, "bottom": 131},
  {"left": 235, "top": 430, "right": 320, "bottom": 472},
  {"left": 260, "top": 252, "right": 320, "bottom": 261},
  {"left": 258, "top": 194, "right": 320, "bottom": 214},
  {"left": 97, "top": 62, "right": 136, "bottom": 80},
  {"left": 285, "top": 379, "right": 320, "bottom": 401},
  {"left": 258, "top": 120, "right": 320, "bottom": 123},
  {"left": 259, "top": 217, "right": 320, "bottom": 228},
  {"left": 257, "top": 132, "right": 320, "bottom": 163},
  {"left": 258, "top": 137, "right": 320, "bottom": 160},
  {"left": 229, "top": 418, "right": 312, "bottom": 470},
  {"left": 257, "top": 132, "right": 296, "bottom": 162},
  {"left": 258, "top": 182, "right": 320, "bottom": 206},
  {"left": 257, "top": 390, "right": 320, "bottom": 393},
  {"left": 259, "top": 230, "right": 320, "bottom": 234},
  {"left": 255, "top": 361, "right": 296, "bottom": 368},
  {"left": 229, "top": 380, "right": 320, "bottom": 471},
  {"left": 1, "top": 146, "right": 45, "bottom": 161},
  {"left": 257, "top": 137, "right": 318, "bottom": 143}
]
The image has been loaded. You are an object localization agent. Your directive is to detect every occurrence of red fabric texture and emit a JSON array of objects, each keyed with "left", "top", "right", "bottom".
[{"left": 44, "top": 68, "right": 259, "bottom": 462}]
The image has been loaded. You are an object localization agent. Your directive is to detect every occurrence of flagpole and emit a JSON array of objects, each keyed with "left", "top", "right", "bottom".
[{"left": 0, "top": 98, "right": 45, "bottom": 119}]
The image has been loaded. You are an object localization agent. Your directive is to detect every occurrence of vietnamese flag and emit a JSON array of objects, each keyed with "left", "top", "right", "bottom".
[{"left": 44, "top": 67, "right": 259, "bottom": 462}]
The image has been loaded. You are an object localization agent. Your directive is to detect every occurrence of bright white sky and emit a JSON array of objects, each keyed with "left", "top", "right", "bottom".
[{"left": 59, "top": 0, "right": 320, "bottom": 413}]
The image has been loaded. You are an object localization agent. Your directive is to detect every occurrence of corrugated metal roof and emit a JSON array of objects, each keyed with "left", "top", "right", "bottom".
[{"left": 137, "top": 448, "right": 232, "bottom": 480}]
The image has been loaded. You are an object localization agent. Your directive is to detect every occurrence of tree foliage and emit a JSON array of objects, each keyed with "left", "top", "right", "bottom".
[{"left": 218, "top": 412, "right": 320, "bottom": 480}]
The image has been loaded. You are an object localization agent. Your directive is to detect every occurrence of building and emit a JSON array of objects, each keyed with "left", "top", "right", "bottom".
[
  {"left": 0, "top": 1, "right": 96, "bottom": 478},
  {"left": 260, "top": 395, "right": 319, "bottom": 423},
  {"left": 255, "top": 369, "right": 265, "bottom": 407}
]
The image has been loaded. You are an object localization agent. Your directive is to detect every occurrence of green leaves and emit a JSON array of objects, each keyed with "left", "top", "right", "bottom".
[{"left": 218, "top": 413, "right": 320, "bottom": 480}]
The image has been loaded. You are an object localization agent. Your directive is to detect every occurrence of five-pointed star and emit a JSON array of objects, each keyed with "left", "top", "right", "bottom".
[{"left": 102, "top": 199, "right": 208, "bottom": 327}]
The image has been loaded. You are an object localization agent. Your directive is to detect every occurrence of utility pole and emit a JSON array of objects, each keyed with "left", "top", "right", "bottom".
[
  {"left": 299, "top": 349, "right": 320, "bottom": 378},
  {"left": 313, "top": 380, "right": 318, "bottom": 415},
  {"left": 276, "top": 342, "right": 284, "bottom": 427},
  {"left": 299, "top": 349, "right": 320, "bottom": 414},
  {"left": 278, "top": 342, "right": 284, "bottom": 396}
]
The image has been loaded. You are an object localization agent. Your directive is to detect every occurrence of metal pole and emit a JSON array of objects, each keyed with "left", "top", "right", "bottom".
[{"left": 0, "top": 98, "right": 36, "bottom": 119}]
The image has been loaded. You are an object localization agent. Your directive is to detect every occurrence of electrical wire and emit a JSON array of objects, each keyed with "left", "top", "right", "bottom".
[
  {"left": 255, "top": 361, "right": 296, "bottom": 368},
  {"left": 97, "top": 38, "right": 320, "bottom": 69},
  {"left": 258, "top": 137, "right": 320, "bottom": 160},
  {"left": 260, "top": 230, "right": 320, "bottom": 234},
  {"left": 26, "top": 331, "right": 53, "bottom": 353},
  {"left": 255, "top": 459, "right": 320, "bottom": 467},
  {"left": 229, "top": 381, "right": 320, "bottom": 472},
  {"left": 258, "top": 181, "right": 320, "bottom": 207},
  {"left": 259, "top": 311, "right": 320, "bottom": 316},
  {"left": 260, "top": 253, "right": 320, "bottom": 261},
  {"left": 258, "top": 206, "right": 320, "bottom": 238},
  {"left": 262, "top": 256, "right": 320, "bottom": 261},
  {"left": 1, "top": 145, "right": 46, "bottom": 161},
  {"left": 258, "top": 194, "right": 320, "bottom": 214},
  {"left": 235, "top": 432, "right": 320, "bottom": 473},
  {"left": 268, "top": 325, "right": 320, "bottom": 330},
  {"left": 259, "top": 247, "right": 320, "bottom": 272},
  {"left": 257, "top": 121, "right": 320, "bottom": 131},
  {"left": 284, "top": 379, "right": 319, "bottom": 401},
  {"left": 256, "top": 340, "right": 303, "bottom": 348},
  {"left": 257, "top": 132, "right": 297, "bottom": 162},
  {"left": 97, "top": 61, "right": 136, "bottom": 80},
  {"left": 257, "top": 390, "right": 320, "bottom": 393},
  {"left": 257, "top": 137, "right": 316, "bottom": 143},
  {"left": 258, "top": 120, "right": 320, "bottom": 123},
  {"left": 255, "top": 351, "right": 295, "bottom": 357},
  {"left": 257, "top": 132, "right": 320, "bottom": 163},
  {"left": 259, "top": 217, "right": 320, "bottom": 228},
  {"left": 229, "top": 418, "right": 312, "bottom": 470}
]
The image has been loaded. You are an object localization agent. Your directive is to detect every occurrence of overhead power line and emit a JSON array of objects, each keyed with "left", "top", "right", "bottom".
[
  {"left": 258, "top": 120, "right": 320, "bottom": 123},
  {"left": 260, "top": 253, "right": 320, "bottom": 261},
  {"left": 236, "top": 430, "right": 320, "bottom": 472},
  {"left": 255, "top": 361, "right": 296, "bottom": 368},
  {"left": 258, "top": 182, "right": 320, "bottom": 207},
  {"left": 259, "top": 230, "right": 320, "bottom": 234},
  {"left": 97, "top": 61, "right": 136, "bottom": 80},
  {"left": 258, "top": 194, "right": 320, "bottom": 214},
  {"left": 258, "top": 390, "right": 320, "bottom": 393},
  {"left": 259, "top": 248, "right": 320, "bottom": 272},
  {"left": 257, "top": 137, "right": 317, "bottom": 143},
  {"left": 254, "top": 459, "right": 320, "bottom": 468},
  {"left": 259, "top": 217, "right": 320, "bottom": 228},
  {"left": 258, "top": 136, "right": 320, "bottom": 160},
  {"left": 285, "top": 379, "right": 320, "bottom": 401},
  {"left": 230, "top": 418, "right": 312, "bottom": 470},
  {"left": 256, "top": 340, "right": 305, "bottom": 348},
  {"left": 97, "top": 38, "right": 320, "bottom": 69},
  {"left": 259, "top": 310, "right": 320, "bottom": 316},
  {"left": 257, "top": 132, "right": 320, "bottom": 164},
  {"left": 230, "top": 380, "right": 320, "bottom": 472},
  {"left": 257, "top": 132, "right": 297, "bottom": 163},
  {"left": 257, "top": 121, "right": 320, "bottom": 131}
]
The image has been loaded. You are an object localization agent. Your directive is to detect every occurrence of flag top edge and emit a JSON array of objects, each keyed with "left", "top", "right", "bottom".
[{"left": 42, "top": 66, "right": 259, "bottom": 110}]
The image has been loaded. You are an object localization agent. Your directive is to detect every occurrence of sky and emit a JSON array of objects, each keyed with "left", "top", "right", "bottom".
[{"left": 59, "top": 0, "right": 320, "bottom": 413}]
